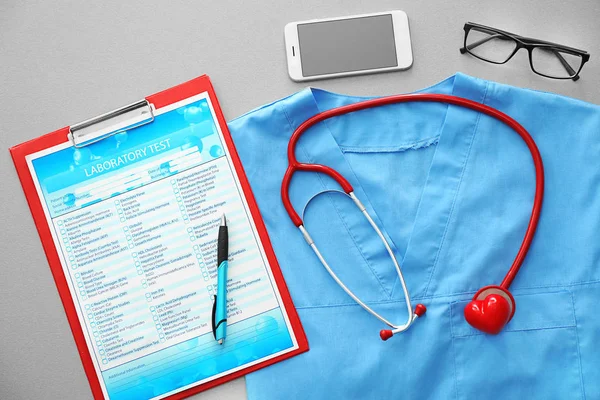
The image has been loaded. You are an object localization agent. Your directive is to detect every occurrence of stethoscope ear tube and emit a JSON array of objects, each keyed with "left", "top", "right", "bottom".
[
  {"left": 281, "top": 93, "right": 544, "bottom": 338},
  {"left": 297, "top": 190, "right": 427, "bottom": 336}
]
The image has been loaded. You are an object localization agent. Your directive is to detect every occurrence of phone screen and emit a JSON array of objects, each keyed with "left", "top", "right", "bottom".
[{"left": 297, "top": 15, "right": 398, "bottom": 77}]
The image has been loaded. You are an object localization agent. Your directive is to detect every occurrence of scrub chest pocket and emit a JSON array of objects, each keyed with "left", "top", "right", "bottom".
[{"left": 450, "top": 291, "right": 584, "bottom": 400}]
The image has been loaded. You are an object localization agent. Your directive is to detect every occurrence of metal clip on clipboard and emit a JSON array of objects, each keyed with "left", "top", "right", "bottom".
[{"left": 68, "top": 99, "right": 155, "bottom": 148}]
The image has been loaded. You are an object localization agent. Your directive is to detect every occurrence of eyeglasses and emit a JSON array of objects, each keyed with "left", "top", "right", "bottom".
[{"left": 460, "top": 22, "right": 590, "bottom": 81}]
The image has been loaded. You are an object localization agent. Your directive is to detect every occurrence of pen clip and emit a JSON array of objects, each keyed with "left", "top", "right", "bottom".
[{"left": 211, "top": 295, "right": 217, "bottom": 340}]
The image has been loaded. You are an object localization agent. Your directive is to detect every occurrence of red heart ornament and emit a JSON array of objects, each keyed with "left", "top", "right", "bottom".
[{"left": 464, "top": 294, "right": 511, "bottom": 335}]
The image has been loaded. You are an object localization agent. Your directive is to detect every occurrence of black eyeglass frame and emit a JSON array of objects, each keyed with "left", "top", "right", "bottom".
[{"left": 460, "top": 22, "right": 590, "bottom": 81}]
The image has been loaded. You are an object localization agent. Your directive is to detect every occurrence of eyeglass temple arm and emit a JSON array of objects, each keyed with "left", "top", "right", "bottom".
[
  {"left": 551, "top": 49, "right": 579, "bottom": 81},
  {"left": 460, "top": 34, "right": 579, "bottom": 81}
]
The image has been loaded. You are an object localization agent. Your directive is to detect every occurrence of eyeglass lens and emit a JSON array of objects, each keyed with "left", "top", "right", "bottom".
[
  {"left": 465, "top": 27, "right": 517, "bottom": 63},
  {"left": 530, "top": 47, "right": 582, "bottom": 78}
]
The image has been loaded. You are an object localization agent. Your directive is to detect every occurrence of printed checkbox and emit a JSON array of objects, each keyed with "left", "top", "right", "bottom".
[
  {"left": 120, "top": 218, "right": 126, "bottom": 222},
  {"left": 124, "top": 226, "right": 129, "bottom": 231},
  {"left": 126, "top": 235, "right": 132, "bottom": 240},
  {"left": 78, "top": 283, "right": 83, "bottom": 288},
  {"left": 137, "top": 271, "right": 143, "bottom": 275},
  {"left": 66, "top": 246, "right": 72, "bottom": 252},
  {"left": 193, "top": 245, "right": 199, "bottom": 250},
  {"left": 174, "top": 189, "right": 179, "bottom": 194},
  {"left": 82, "top": 296, "right": 87, "bottom": 301},
  {"left": 145, "top": 293, "right": 151, "bottom": 298},
  {"left": 176, "top": 196, "right": 182, "bottom": 202},
  {"left": 150, "top": 306, "right": 155, "bottom": 312},
  {"left": 141, "top": 279, "right": 146, "bottom": 284},
  {"left": 90, "top": 322, "right": 96, "bottom": 327},
  {"left": 160, "top": 338, "right": 165, "bottom": 343},
  {"left": 99, "top": 349, "right": 105, "bottom": 355},
  {"left": 142, "top": 284, "right": 148, "bottom": 288},
  {"left": 102, "top": 359, "right": 108, "bottom": 364},
  {"left": 190, "top": 236, "right": 196, "bottom": 241},
  {"left": 132, "top": 252, "right": 138, "bottom": 258},
  {"left": 93, "top": 331, "right": 99, "bottom": 337},
  {"left": 153, "top": 316, "right": 158, "bottom": 321},
  {"left": 196, "top": 254, "right": 202, "bottom": 259},
  {"left": 203, "top": 272, "right": 208, "bottom": 277},
  {"left": 57, "top": 221, "right": 63, "bottom": 226},
  {"left": 69, "top": 256, "right": 75, "bottom": 261},
  {"left": 115, "top": 200, "right": 119, "bottom": 204},
  {"left": 146, "top": 297, "right": 152, "bottom": 302},
  {"left": 187, "top": 227, "right": 193, "bottom": 232},
  {"left": 60, "top": 229, "right": 66, "bottom": 235},
  {"left": 135, "top": 261, "right": 140, "bottom": 267},
  {"left": 203, "top": 276, "right": 209, "bottom": 281},
  {"left": 171, "top": 179, "right": 176, "bottom": 184},
  {"left": 85, "top": 304, "right": 90, "bottom": 309},
  {"left": 179, "top": 206, "right": 185, "bottom": 211},
  {"left": 156, "top": 324, "right": 162, "bottom": 330},
  {"left": 80, "top": 290, "right": 86, "bottom": 296}
]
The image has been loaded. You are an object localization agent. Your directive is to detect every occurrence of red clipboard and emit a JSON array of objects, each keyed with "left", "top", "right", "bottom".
[{"left": 10, "top": 75, "right": 308, "bottom": 399}]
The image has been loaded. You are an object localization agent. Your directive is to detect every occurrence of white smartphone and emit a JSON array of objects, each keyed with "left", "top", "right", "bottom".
[{"left": 284, "top": 10, "right": 413, "bottom": 82}]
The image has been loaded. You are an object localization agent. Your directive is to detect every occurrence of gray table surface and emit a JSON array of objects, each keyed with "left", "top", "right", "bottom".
[{"left": 1, "top": 0, "right": 599, "bottom": 399}]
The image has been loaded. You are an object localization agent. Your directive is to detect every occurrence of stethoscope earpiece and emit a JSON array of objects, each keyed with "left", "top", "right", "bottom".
[{"left": 380, "top": 303, "right": 427, "bottom": 341}]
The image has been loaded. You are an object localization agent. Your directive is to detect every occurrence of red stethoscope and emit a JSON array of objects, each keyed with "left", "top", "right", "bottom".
[{"left": 281, "top": 93, "right": 544, "bottom": 340}]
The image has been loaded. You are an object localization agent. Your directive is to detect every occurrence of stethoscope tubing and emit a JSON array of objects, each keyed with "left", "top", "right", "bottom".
[{"left": 282, "top": 93, "right": 544, "bottom": 292}]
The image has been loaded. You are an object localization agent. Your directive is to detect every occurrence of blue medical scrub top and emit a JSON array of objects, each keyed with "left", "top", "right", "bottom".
[{"left": 228, "top": 73, "right": 600, "bottom": 399}]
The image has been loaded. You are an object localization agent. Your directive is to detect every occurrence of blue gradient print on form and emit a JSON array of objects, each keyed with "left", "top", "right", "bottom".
[
  {"left": 31, "top": 99, "right": 224, "bottom": 218},
  {"left": 103, "top": 309, "right": 292, "bottom": 400}
]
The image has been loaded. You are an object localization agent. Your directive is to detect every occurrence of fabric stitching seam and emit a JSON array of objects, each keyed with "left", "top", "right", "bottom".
[
  {"left": 423, "top": 81, "right": 490, "bottom": 296},
  {"left": 571, "top": 290, "right": 587, "bottom": 400},
  {"left": 340, "top": 135, "right": 440, "bottom": 154}
]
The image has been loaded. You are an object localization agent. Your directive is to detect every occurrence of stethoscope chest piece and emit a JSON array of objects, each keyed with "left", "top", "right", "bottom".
[{"left": 464, "top": 285, "right": 516, "bottom": 335}]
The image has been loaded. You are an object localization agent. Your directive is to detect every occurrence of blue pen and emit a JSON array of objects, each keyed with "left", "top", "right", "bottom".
[{"left": 212, "top": 213, "right": 228, "bottom": 344}]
